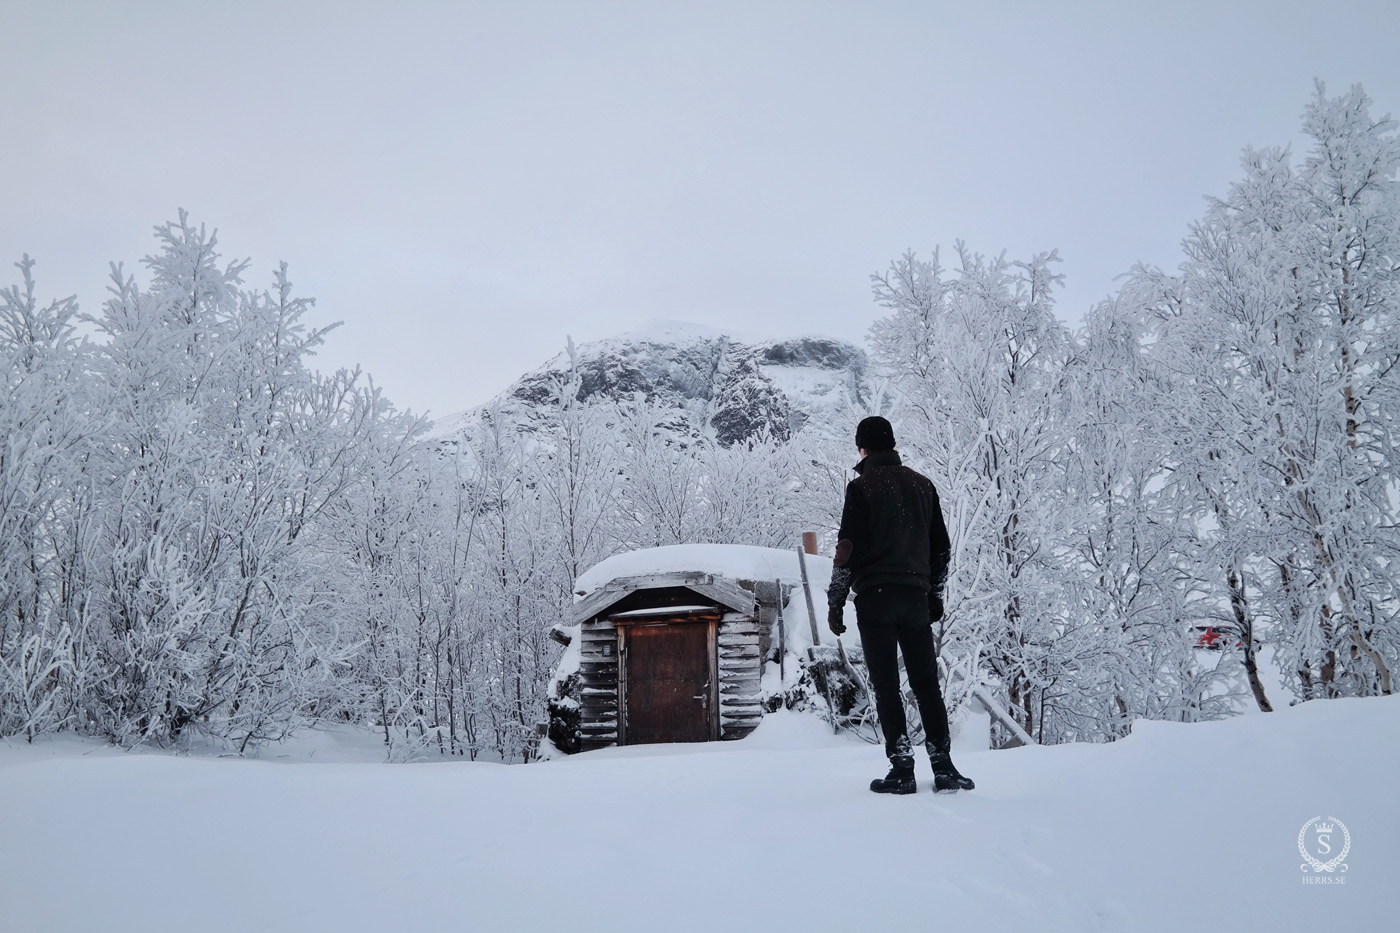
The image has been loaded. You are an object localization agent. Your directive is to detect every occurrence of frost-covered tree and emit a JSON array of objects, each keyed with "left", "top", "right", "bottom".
[
  {"left": 868, "top": 246, "right": 1084, "bottom": 743},
  {"left": 78, "top": 214, "right": 405, "bottom": 748},
  {"left": 1129, "top": 83, "right": 1399, "bottom": 703},
  {"left": 0, "top": 258, "right": 95, "bottom": 740},
  {"left": 1060, "top": 295, "right": 1238, "bottom": 728},
  {"left": 612, "top": 391, "right": 705, "bottom": 548}
]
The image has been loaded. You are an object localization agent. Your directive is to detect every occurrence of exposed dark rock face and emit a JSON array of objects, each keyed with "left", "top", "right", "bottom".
[
  {"left": 761, "top": 337, "right": 865, "bottom": 372},
  {"left": 710, "top": 354, "right": 792, "bottom": 446},
  {"left": 433, "top": 325, "right": 868, "bottom": 449}
]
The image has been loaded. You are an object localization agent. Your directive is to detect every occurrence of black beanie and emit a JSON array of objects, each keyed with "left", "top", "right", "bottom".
[{"left": 855, "top": 416, "right": 896, "bottom": 452}]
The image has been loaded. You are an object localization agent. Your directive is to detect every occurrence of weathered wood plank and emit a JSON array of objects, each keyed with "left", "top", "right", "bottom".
[{"left": 573, "top": 571, "right": 763, "bottom": 625}]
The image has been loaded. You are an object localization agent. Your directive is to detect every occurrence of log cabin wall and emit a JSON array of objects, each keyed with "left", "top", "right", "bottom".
[
  {"left": 717, "top": 611, "right": 763, "bottom": 740},
  {"left": 577, "top": 618, "right": 620, "bottom": 751}
]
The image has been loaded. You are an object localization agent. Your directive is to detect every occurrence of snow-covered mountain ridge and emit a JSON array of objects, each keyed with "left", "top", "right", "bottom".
[{"left": 430, "top": 321, "right": 868, "bottom": 446}]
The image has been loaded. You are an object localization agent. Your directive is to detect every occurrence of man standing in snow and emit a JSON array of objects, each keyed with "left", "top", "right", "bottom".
[{"left": 826, "top": 416, "right": 974, "bottom": 794}]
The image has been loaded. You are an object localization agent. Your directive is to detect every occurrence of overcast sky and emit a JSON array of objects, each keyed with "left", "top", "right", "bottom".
[{"left": 4, "top": 1, "right": 1399, "bottom": 418}]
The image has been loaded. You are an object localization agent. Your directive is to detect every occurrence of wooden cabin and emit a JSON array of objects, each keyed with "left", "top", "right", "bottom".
[{"left": 564, "top": 570, "right": 784, "bottom": 751}]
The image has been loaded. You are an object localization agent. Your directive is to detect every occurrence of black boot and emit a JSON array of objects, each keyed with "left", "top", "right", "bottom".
[
  {"left": 928, "top": 743, "right": 974, "bottom": 793},
  {"left": 870, "top": 754, "right": 917, "bottom": 794}
]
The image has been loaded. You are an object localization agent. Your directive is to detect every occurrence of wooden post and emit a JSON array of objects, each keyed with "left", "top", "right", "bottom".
[
  {"left": 797, "top": 546, "right": 821, "bottom": 648},
  {"left": 797, "top": 545, "right": 839, "bottom": 733},
  {"left": 774, "top": 580, "right": 786, "bottom": 683},
  {"left": 802, "top": 531, "right": 818, "bottom": 556}
]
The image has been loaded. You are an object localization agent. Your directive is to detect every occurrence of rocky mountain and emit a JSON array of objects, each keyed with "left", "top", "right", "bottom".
[{"left": 430, "top": 321, "right": 868, "bottom": 447}]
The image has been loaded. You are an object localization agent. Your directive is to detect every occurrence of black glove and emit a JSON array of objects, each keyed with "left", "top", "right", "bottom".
[
  {"left": 827, "top": 605, "right": 846, "bottom": 636},
  {"left": 929, "top": 594, "right": 945, "bottom": 624}
]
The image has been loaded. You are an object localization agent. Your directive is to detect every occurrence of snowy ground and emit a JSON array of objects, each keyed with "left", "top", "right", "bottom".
[{"left": 1, "top": 698, "right": 1395, "bottom": 933}]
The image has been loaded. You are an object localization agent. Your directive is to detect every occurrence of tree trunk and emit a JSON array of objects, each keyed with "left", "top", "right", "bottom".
[{"left": 1227, "top": 568, "right": 1272, "bottom": 712}]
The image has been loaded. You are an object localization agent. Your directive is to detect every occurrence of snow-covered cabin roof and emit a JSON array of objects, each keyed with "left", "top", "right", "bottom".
[
  {"left": 569, "top": 571, "right": 754, "bottom": 626},
  {"left": 569, "top": 544, "right": 841, "bottom": 653},
  {"left": 569, "top": 544, "right": 833, "bottom": 629},
  {"left": 574, "top": 544, "right": 829, "bottom": 597}
]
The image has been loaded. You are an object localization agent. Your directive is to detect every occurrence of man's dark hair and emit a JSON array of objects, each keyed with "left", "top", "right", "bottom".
[{"left": 855, "top": 416, "right": 896, "bottom": 452}]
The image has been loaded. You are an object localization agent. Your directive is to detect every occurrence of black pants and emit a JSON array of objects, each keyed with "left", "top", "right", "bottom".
[{"left": 855, "top": 585, "right": 951, "bottom": 758}]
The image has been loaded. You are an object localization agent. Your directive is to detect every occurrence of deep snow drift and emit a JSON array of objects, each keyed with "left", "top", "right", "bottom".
[{"left": 1, "top": 697, "right": 1395, "bottom": 933}]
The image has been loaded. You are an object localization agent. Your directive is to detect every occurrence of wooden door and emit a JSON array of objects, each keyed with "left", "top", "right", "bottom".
[{"left": 623, "top": 623, "right": 713, "bottom": 744}]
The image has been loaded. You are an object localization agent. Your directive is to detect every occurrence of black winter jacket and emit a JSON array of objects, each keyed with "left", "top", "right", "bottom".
[{"left": 827, "top": 450, "right": 951, "bottom": 608}]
